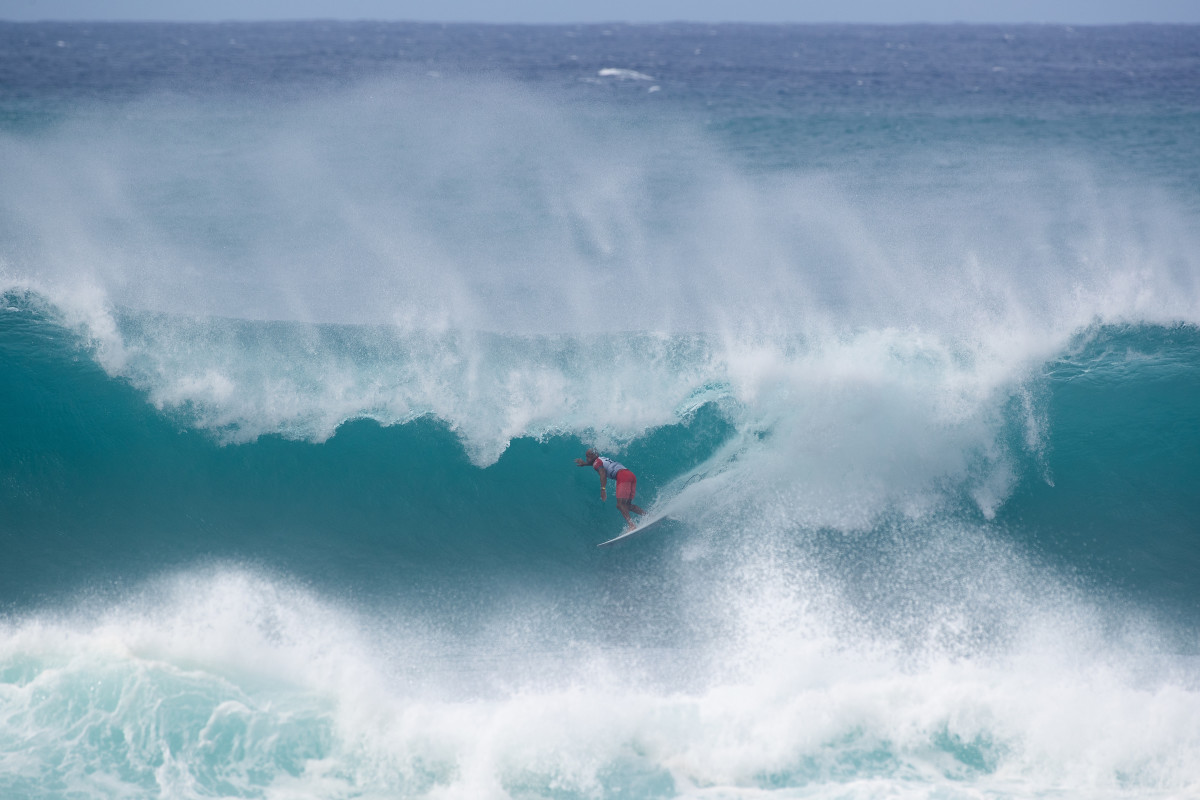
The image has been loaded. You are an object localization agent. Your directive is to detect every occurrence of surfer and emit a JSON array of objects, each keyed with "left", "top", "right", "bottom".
[{"left": 575, "top": 448, "right": 647, "bottom": 530}]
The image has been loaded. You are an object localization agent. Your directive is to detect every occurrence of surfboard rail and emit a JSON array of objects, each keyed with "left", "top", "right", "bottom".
[{"left": 597, "top": 513, "right": 672, "bottom": 547}]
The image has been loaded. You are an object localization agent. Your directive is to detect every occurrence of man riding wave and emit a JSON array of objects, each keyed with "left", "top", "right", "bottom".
[{"left": 575, "top": 448, "right": 647, "bottom": 531}]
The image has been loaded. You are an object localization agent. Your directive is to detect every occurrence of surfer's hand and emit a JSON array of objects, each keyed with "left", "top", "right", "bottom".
[
  {"left": 600, "top": 488, "right": 606, "bottom": 501},
  {"left": 574, "top": 458, "right": 584, "bottom": 466}
]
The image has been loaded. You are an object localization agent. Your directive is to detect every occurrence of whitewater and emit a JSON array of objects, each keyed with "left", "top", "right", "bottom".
[{"left": 1, "top": 21, "right": 1199, "bottom": 799}]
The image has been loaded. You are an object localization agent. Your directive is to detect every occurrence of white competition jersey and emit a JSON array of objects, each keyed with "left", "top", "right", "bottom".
[{"left": 595, "top": 456, "right": 626, "bottom": 480}]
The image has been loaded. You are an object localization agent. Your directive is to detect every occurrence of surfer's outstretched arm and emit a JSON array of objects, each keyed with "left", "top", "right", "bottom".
[{"left": 577, "top": 450, "right": 607, "bottom": 500}]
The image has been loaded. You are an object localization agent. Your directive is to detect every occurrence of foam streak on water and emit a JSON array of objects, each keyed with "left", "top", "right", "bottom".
[{"left": 2, "top": 566, "right": 1199, "bottom": 799}]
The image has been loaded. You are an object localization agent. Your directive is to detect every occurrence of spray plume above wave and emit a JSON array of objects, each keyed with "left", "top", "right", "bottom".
[{"left": 3, "top": 73, "right": 1197, "bottom": 459}]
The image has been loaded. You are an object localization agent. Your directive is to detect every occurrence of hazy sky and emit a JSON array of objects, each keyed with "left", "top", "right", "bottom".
[{"left": 3, "top": 0, "right": 1198, "bottom": 24}]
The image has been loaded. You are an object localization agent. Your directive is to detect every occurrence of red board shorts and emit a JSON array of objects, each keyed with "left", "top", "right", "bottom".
[{"left": 615, "top": 469, "right": 637, "bottom": 500}]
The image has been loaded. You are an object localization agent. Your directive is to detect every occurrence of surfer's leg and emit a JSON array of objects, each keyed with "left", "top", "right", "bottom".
[
  {"left": 614, "top": 471, "right": 640, "bottom": 528},
  {"left": 617, "top": 499, "right": 637, "bottom": 530}
]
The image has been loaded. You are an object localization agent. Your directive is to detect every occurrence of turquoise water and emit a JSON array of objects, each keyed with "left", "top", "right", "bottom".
[{"left": 1, "top": 21, "right": 1200, "bottom": 799}]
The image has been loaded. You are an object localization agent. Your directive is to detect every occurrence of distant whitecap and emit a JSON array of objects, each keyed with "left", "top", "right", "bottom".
[{"left": 597, "top": 67, "right": 654, "bottom": 81}]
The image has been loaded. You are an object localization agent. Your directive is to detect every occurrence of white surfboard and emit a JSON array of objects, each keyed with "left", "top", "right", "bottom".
[{"left": 597, "top": 511, "right": 672, "bottom": 548}]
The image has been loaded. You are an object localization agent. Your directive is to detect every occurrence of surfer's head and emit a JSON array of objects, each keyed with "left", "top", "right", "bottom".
[{"left": 584, "top": 448, "right": 599, "bottom": 464}]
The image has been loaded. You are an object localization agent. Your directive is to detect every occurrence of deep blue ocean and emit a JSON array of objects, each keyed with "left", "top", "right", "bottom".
[{"left": 2, "top": 21, "right": 1199, "bottom": 799}]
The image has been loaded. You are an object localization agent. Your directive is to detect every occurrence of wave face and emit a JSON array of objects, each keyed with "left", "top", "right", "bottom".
[{"left": 2, "top": 21, "right": 1200, "bottom": 799}]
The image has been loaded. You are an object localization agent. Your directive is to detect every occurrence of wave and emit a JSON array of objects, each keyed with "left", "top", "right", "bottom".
[
  {"left": 1, "top": 556, "right": 1198, "bottom": 798},
  {"left": 3, "top": 295, "right": 1198, "bottom": 618},
  {"left": 597, "top": 68, "right": 656, "bottom": 81}
]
